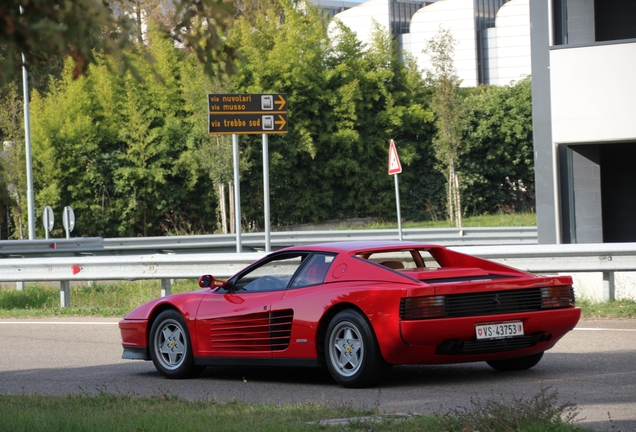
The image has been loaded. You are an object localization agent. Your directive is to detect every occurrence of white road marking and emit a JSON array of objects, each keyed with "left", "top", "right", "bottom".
[
  {"left": 0, "top": 321, "right": 119, "bottom": 325},
  {"left": 574, "top": 327, "right": 636, "bottom": 332}
]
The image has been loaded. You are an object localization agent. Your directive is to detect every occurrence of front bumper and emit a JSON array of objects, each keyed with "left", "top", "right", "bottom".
[
  {"left": 120, "top": 318, "right": 150, "bottom": 360},
  {"left": 122, "top": 346, "right": 150, "bottom": 360}
]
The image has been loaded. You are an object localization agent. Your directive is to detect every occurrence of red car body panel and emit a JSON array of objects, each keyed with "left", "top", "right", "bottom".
[
  {"left": 119, "top": 241, "right": 581, "bottom": 376},
  {"left": 194, "top": 290, "right": 287, "bottom": 358},
  {"left": 396, "top": 308, "right": 580, "bottom": 364}
]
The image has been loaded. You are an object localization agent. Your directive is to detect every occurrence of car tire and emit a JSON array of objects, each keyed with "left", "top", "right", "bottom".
[
  {"left": 486, "top": 352, "right": 544, "bottom": 371},
  {"left": 149, "top": 310, "right": 205, "bottom": 379},
  {"left": 325, "top": 309, "right": 392, "bottom": 388}
]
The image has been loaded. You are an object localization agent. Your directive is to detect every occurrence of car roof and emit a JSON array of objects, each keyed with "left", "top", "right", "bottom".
[{"left": 279, "top": 241, "right": 444, "bottom": 254}]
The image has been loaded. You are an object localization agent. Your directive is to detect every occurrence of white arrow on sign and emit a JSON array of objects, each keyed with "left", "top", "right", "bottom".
[{"left": 388, "top": 139, "right": 402, "bottom": 175}]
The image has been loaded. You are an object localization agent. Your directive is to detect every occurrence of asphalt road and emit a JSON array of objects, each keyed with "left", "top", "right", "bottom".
[{"left": 2, "top": 317, "right": 635, "bottom": 431}]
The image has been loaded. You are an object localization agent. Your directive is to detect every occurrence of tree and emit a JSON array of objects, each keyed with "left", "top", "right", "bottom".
[
  {"left": 29, "top": 60, "right": 103, "bottom": 238},
  {"left": 180, "top": 52, "right": 236, "bottom": 234},
  {"left": 461, "top": 78, "right": 534, "bottom": 215},
  {"left": 424, "top": 26, "right": 468, "bottom": 227},
  {"left": 28, "top": 27, "right": 221, "bottom": 238},
  {"left": 227, "top": 0, "right": 331, "bottom": 227},
  {"left": 6, "top": 0, "right": 537, "bottom": 239},
  {"left": 0, "top": 82, "right": 25, "bottom": 237},
  {"left": 0, "top": 0, "right": 240, "bottom": 86},
  {"left": 229, "top": 7, "right": 436, "bottom": 227}
]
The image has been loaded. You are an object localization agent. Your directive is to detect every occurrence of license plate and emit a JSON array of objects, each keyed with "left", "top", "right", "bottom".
[{"left": 475, "top": 322, "right": 524, "bottom": 340}]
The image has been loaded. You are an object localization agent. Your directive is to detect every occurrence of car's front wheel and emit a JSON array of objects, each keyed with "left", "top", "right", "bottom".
[
  {"left": 149, "top": 310, "right": 205, "bottom": 379},
  {"left": 486, "top": 352, "right": 544, "bottom": 371},
  {"left": 325, "top": 309, "right": 391, "bottom": 388}
]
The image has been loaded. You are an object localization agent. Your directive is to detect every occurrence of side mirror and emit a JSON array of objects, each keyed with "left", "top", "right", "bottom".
[{"left": 198, "top": 274, "right": 226, "bottom": 289}]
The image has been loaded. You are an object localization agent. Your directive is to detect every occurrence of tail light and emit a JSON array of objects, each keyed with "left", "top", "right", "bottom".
[
  {"left": 541, "top": 286, "right": 575, "bottom": 309},
  {"left": 400, "top": 295, "right": 446, "bottom": 320}
]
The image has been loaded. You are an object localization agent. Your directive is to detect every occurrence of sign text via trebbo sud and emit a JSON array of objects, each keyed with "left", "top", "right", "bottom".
[{"left": 208, "top": 94, "right": 288, "bottom": 134}]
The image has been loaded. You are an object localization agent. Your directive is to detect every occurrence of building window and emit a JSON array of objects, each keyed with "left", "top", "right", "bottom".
[
  {"left": 595, "top": 0, "right": 636, "bottom": 42},
  {"left": 390, "top": 0, "right": 426, "bottom": 36},
  {"left": 475, "top": 0, "right": 508, "bottom": 31},
  {"left": 552, "top": 0, "right": 636, "bottom": 46}
]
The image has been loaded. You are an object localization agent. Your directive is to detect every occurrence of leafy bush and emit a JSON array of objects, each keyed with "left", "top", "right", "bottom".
[{"left": 434, "top": 387, "right": 581, "bottom": 432}]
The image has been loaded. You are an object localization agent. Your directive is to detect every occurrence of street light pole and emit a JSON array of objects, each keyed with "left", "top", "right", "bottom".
[{"left": 20, "top": 5, "right": 36, "bottom": 240}]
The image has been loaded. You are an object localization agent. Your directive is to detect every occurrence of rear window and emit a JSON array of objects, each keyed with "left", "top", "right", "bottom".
[{"left": 355, "top": 250, "right": 441, "bottom": 270}]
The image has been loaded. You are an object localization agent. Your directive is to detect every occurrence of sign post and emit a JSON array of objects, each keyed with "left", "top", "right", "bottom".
[
  {"left": 62, "top": 206, "right": 75, "bottom": 239},
  {"left": 42, "top": 206, "right": 54, "bottom": 239},
  {"left": 209, "top": 94, "right": 288, "bottom": 253},
  {"left": 232, "top": 134, "right": 242, "bottom": 252},
  {"left": 262, "top": 133, "right": 271, "bottom": 252},
  {"left": 388, "top": 139, "right": 403, "bottom": 241}
]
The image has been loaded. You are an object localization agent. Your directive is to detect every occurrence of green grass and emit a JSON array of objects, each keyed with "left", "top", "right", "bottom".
[
  {"left": 3, "top": 282, "right": 634, "bottom": 319},
  {"left": 0, "top": 388, "right": 587, "bottom": 432},
  {"left": 357, "top": 212, "right": 537, "bottom": 230},
  {"left": 0, "top": 279, "right": 200, "bottom": 318},
  {"left": 578, "top": 298, "right": 636, "bottom": 319}
]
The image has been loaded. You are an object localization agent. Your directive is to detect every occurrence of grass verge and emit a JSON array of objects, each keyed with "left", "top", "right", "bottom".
[
  {"left": 2, "top": 282, "right": 634, "bottom": 319},
  {"left": 0, "top": 279, "right": 199, "bottom": 318},
  {"left": 357, "top": 212, "right": 537, "bottom": 229},
  {"left": 0, "top": 387, "right": 587, "bottom": 432},
  {"left": 577, "top": 298, "right": 636, "bottom": 319}
]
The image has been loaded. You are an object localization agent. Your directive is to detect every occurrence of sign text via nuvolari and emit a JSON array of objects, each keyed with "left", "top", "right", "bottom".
[{"left": 208, "top": 94, "right": 288, "bottom": 134}]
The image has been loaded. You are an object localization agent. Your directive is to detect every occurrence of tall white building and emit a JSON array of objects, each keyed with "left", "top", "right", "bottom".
[
  {"left": 328, "top": 0, "right": 531, "bottom": 87},
  {"left": 325, "top": 0, "right": 636, "bottom": 246},
  {"left": 310, "top": 0, "right": 367, "bottom": 18},
  {"left": 530, "top": 0, "right": 636, "bottom": 245}
]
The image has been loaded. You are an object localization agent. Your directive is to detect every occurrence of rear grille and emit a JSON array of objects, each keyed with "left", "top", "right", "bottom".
[
  {"left": 400, "top": 288, "right": 549, "bottom": 320},
  {"left": 446, "top": 289, "right": 542, "bottom": 317}
]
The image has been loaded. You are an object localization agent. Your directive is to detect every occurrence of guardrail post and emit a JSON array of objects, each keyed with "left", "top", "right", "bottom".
[
  {"left": 602, "top": 271, "right": 615, "bottom": 301},
  {"left": 161, "top": 279, "right": 171, "bottom": 297},
  {"left": 60, "top": 281, "right": 70, "bottom": 308},
  {"left": 16, "top": 282, "right": 24, "bottom": 291}
]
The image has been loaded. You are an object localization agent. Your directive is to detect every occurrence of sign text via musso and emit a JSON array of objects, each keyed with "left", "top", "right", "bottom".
[{"left": 208, "top": 94, "right": 288, "bottom": 134}]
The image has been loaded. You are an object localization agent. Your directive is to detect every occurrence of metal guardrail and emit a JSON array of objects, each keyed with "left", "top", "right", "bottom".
[
  {"left": 0, "top": 253, "right": 260, "bottom": 282},
  {"left": 451, "top": 243, "right": 636, "bottom": 273},
  {"left": 0, "top": 227, "right": 538, "bottom": 257},
  {"left": 1, "top": 243, "right": 633, "bottom": 283},
  {"left": 0, "top": 238, "right": 104, "bottom": 258},
  {"left": 1, "top": 241, "right": 635, "bottom": 307},
  {"left": 103, "top": 227, "right": 537, "bottom": 253}
]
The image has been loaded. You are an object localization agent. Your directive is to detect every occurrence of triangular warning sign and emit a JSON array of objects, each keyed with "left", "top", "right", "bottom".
[{"left": 388, "top": 139, "right": 402, "bottom": 175}]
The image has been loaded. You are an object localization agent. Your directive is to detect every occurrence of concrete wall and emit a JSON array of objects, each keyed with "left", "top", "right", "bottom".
[
  {"left": 567, "top": 272, "right": 636, "bottom": 302},
  {"left": 550, "top": 42, "right": 636, "bottom": 144},
  {"left": 333, "top": 0, "right": 531, "bottom": 87},
  {"left": 405, "top": 0, "right": 479, "bottom": 87},
  {"left": 328, "top": 0, "right": 391, "bottom": 49},
  {"left": 566, "top": 0, "right": 595, "bottom": 44},
  {"left": 530, "top": 0, "right": 559, "bottom": 244},
  {"left": 570, "top": 146, "right": 603, "bottom": 243},
  {"left": 483, "top": 0, "right": 531, "bottom": 85}
]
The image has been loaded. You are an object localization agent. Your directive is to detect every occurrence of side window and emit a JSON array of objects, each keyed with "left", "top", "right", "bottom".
[
  {"left": 290, "top": 253, "right": 335, "bottom": 288},
  {"left": 233, "top": 254, "right": 306, "bottom": 292},
  {"left": 357, "top": 250, "right": 441, "bottom": 270}
]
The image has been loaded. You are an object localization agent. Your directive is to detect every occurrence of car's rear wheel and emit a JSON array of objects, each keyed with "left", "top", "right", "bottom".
[
  {"left": 486, "top": 352, "right": 544, "bottom": 371},
  {"left": 325, "top": 309, "right": 391, "bottom": 388},
  {"left": 149, "top": 310, "right": 205, "bottom": 379}
]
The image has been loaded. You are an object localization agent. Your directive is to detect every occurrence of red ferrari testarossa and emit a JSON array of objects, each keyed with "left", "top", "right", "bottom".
[{"left": 119, "top": 241, "right": 580, "bottom": 388}]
